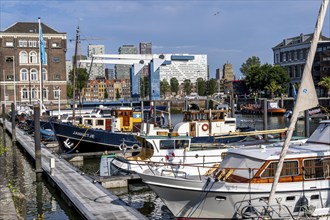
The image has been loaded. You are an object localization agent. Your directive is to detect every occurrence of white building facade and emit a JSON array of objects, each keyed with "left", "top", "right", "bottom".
[
  {"left": 87, "top": 44, "right": 105, "bottom": 79},
  {"left": 159, "top": 54, "right": 208, "bottom": 84}
]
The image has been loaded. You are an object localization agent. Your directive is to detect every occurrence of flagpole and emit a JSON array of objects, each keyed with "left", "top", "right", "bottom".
[{"left": 38, "top": 17, "right": 43, "bottom": 116}]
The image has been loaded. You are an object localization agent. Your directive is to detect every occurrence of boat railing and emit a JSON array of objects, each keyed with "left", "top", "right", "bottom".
[{"left": 233, "top": 196, "right": 316, "bottom": 219}]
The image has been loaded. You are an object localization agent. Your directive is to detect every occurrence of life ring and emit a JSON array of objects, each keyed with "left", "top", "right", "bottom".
[
  {"left": 202, "top": 124, "right": 209, "bottom": 131},
  {"left": 165, "top": 152, "right": 175, "bottom": 161},
  {"left": 119, "top": 143, "right": 127, "bottom": 151}
]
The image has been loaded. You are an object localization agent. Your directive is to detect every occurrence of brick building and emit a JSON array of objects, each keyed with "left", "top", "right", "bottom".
[{"left": 0, "top": 22, "right": 67, "bottom": 108}]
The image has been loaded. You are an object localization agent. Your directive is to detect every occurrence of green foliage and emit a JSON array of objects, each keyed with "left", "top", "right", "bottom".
[
  {"left": 240, "top": 56, "right": 261, "bottom": 75},
  {"left": 170, "top": 77, "right": 179, "bottom": 95},
  {"left": 160, "top": 79, "right": 170, "bottom": 98},
  {"left": 0, "top": 145, "right": 8, "bottom": 156},
  {"left": 66, "top": 84, "right": 73, "bottom": 98},
  {"left": 183, "top": 79, "right": 192, "bottom": 95},
  {"left": 115, "top": 89, "right": 121, "bottom": 99},
  {"left": 207, "top": 79, "right": 219, "bottom": 95},
  {"left": 318, "top": 76, "right": 330, "bottom": 96},
  {"left": 104, "top": 89, "right": 109, "bottom": 99},
  {"left": 196, "top": 77, "right": 206, "bottom": 96},
  {"left": 245, "top": 63, "right": 289, "bottom": 97},
  {"left": 68, "top": 68, "right": 89, "bottom": 101}
]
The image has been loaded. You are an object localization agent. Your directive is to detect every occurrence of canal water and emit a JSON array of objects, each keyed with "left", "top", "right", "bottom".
[{"left": 0, "top": 114, "right": 323, "bottom": 219}]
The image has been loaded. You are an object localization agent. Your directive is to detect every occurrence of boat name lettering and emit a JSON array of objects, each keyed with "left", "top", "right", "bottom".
[{"left": 73, "top": 131, "right": 95, "bottom": 139}]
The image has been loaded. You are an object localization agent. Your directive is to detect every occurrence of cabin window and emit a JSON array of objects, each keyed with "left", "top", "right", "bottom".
[
  {"left": 304, "top": 158, "right": 330, "bottom": 179},
  {"left": 175, "top": 140, "right": 189, "bottom": 149},
  {"left": 261, "top": 161, "right": 299, "bottom": 178},
  {"left": 311, "top": 195, "right": 319, "bottom": 200},
  {"left": 96, "top": 120, "right": 104, "bottom": 126},
  {"left": 219, "top": 112, "right": 224, "bottom": 119},
  {"left": 125, "top": 111, "right": 129, "bottom": 116},
  {"left": 160, "top": 140, "right": 175, "bottom": 150},
  {"left": 84, "top": 119, "right": 93, "bottom": 126}
]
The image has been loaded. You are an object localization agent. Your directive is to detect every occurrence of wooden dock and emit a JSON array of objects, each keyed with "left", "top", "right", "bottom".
[{"left": 2, "top": 120, "right": 147, "bottom": 220}]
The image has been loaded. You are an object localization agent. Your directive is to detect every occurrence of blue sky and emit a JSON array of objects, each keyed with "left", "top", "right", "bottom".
[{"left": 1, "top": 0, "right": 329, "bottom": 78}]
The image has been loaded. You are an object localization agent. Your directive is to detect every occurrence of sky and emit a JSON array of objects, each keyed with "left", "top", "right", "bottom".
[{"left": 0, "top": 0, "right": 329, "bottom": 79}]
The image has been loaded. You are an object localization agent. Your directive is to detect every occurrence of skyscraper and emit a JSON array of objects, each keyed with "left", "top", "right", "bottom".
[
  {"left": 139, "top": 42, "right": 152, "bottom": 77},
  {"left": 87, "top": 44, "right": 105, "bottom": 79},
  {"left": 115, "top": 45, "right": 138, "bottom": 79}
]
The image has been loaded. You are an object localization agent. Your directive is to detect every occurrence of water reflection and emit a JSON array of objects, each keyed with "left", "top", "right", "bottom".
[{"left": 0, "top": 130, "right": 79, "bottom": 220}]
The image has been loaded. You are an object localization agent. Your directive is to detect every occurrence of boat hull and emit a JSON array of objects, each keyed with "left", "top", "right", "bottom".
[
  {"left": 140, "top": 173, "right": 330, "bottom": 219},
  {"left": 52, "top": 122, "right": 139, "bottom": 154}
]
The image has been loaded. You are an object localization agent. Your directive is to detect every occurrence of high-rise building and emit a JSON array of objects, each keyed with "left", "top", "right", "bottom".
[
  {"left": 87, "top": 44, "right": 105, "bottom": 79},
  {"left": 0, "top": 22, "right": 67, "bottom": 107},
  {"left": 223, "top": 63, "right": 235, "bottom": 81},
  {"left": 159, "top": 54, "right": 208, "bottom": 84},
  {"left": 139, "top": 42, "right": 152, "bottom": 77},
  {"left": 115, "top": 45, "right": 138, "bottom": 79}
]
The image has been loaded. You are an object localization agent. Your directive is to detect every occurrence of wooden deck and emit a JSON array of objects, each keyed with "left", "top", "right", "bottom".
[{"left": 2, "top": 120, "right": 147, "bottom": 220}]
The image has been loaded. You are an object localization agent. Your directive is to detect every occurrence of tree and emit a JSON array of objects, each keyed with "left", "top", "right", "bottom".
[
  {"left": 318, "top": 76, "right": 330, "bottom": 97},
  {"left": 245, "top": 64, "right": 289, "bottom": 97},
  {"left": 183, "top": 79, "right": 192, "bottom": 95},
  {"left": 196, "top": 77, "right": 206, "bottom": 96},
  {"left": 170, "top": 77, "right": 179, "bottom": 95},
  {"left": 207, "top": 79, "right": 218, "bottom": 95},
  {"left": 68, "top": 68, "right": 89, "bottom": 103},
  {"left": 160, "top": 79, "right": 170, "bottom": 98},
  {"left": 104, "top": 88, "right": 109, "bottom": 99},
  {"left": 240, "top": 56, "right": 261, "bottom": 76},
  {"left": 115, "top": 89, "right": 121, "bottom": 99},
  {"left": 265, "top": 80, "right": 282, "bottom": 98}
]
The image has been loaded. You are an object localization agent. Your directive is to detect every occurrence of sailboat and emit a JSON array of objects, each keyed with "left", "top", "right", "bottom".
[{"left": 137, "top": 0, "right": 330, "bottom": 219}]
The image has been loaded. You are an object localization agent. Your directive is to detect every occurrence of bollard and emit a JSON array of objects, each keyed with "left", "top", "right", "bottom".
[
  {"left": 263, "top": 99, "right": 268, "bottom": 140},
  {"left": 50, "top": 158, "right": 55, "bottom": 175},
  {"left": 304, "top": 110, "right": 310, "bottom": 137},
  {"left": 11, "top": 103, "right": 16, "bottom": 144}
]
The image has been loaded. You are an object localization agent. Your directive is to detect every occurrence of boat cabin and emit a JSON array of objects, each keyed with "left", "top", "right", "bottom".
[
  {"left": 126, "top": 135, "right": 191, "bottom": 162},
  {"left": 82, "top": 106, "right": 142, "bottom": 132},
  {"left": 173, "top": 109, "right": 237, "bottom": 137},
  {"left": 211, "top": 120, "right": 330, "bottom": 184}
]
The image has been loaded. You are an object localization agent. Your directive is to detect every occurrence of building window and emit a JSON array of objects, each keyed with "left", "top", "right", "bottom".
[
  {"left": 31, "top": 88, "right": 37, "bottom": 99},
  {"left": 54, "top": 89, "right": 60, "bottom": 99},
  {"left": 42, "top": 68, "right": 47, "bottom": 81},
  {"left": 19, "top": 40, "right": 27, "bottom": 47},
  {"left": 52, "top": 57, "right": 60, "bottom": 63},
  {"left": 22, "top": 88, "right": 28, "bottom": 99},
  {"left": 6, "top": 75, "right": 14, "bottom": 81},
  {"left": 30, "top": 69, "right": 38, "bottom": 81},
  {"left": 20, "top": 51, "right": 28, "bottom": 64},
  {"left": 28, "top": 40, "right": 37, "bottom": 47},
  {"left": 42, "top": 88, "right": 48, "bottom": 100},
  {"left": 21, "top": 69, "right": 28, "bottom": 81},
  {"left": 283, "top": 53, "right": 287, "bottom": 62},
  {"left": 29, "top": 51, "right": 38, "bottom": 64},
  {"left": 51, "top": 42, "right": 60, "bottom": 48},
  {"left": 5, "top": 42, "right": 14, "bottom": 47},
  {"left": 53, "top": 74, "right": 61, "bottom": 80}
]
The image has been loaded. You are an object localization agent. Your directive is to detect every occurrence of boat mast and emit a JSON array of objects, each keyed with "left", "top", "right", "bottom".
[
  {"left": 72, "top": 26, "right": 79, "bottom": 125},
  {"left": 268, "top": 0, "right": 328, "bottom": 205}
]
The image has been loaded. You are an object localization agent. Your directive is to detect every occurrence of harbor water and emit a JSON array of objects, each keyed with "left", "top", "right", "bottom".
[{"left": 0, "top": 114, "right": 323, "bottom": 219}]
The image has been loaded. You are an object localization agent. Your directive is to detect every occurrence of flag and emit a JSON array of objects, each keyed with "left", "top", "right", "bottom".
[
  {"left": 292, "top": 84, "right": 297, "bottom": 99},
  {"left": 39, "top": 22, "right": 46, "bottom": 65}
]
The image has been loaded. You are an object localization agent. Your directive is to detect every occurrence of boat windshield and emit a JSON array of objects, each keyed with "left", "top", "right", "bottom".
[
  {"left": 220, "top": 153, "right": 264, "bottom": 179},
  {"left": 159, "top": 139, "right": 189, "bottom": 150},
  {"left": 307, "top": 122, "right": 330, "bottom": 144}
]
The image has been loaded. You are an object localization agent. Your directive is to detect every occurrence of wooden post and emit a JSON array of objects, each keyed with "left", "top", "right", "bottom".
[
  {"left": 34, "top": 106, "right": 42, "bottom": 174},
  {"left": 280, "top": 94, "right": 284, "bottom": 108},
  {"left": 167, "top": 101, "right": 171, "bottom": 130},
  {"left": 263, "top": 99, "right": 268, "bottom": 140},
  {"left": 11, "top": 103, "right": 16, "bottom": 144},
  {"left": 304, "top": 110, "right": 310, "bottom": 137},
  {"left": 141, "top": 100, "right": 144, "bottom": 123},
  {"left": 230, "top": 94, "right": 235, "bottom": 118},
  {"left": 2, "top": 104, "right": 6, "bottom": 147}
]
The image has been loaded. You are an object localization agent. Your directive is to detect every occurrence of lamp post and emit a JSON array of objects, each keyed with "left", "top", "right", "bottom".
[{"left": 58, "top": 89, "right": 61, "bottom": 119}]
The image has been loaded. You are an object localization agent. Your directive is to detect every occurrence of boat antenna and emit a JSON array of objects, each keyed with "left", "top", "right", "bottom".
[{"left": 268, "top": 0, "right": 328, "bottom": 205}]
